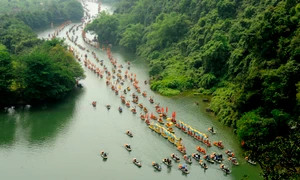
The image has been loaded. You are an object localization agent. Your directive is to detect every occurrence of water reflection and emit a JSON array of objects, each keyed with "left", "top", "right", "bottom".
[
  {"left": 0, "top": 113, "right": 17, "bottom": 146},
  {"left": 0, "top": 89, "right": 83, "bottom": 147}
]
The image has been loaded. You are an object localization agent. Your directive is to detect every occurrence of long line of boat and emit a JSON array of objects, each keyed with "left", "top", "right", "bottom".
[{"left": 54, "top": 0, "right": 258, "bottom": 175}]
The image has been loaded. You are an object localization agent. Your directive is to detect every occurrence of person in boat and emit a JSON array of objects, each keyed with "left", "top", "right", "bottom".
[
  {"left": 226, "top": 150, "right": 234, "bottom": 157},
  {"left": 203, "top": 162, "right": 207, "bottom": 167},
  {"left": 211, "top": 127, "right": 214, "bottom": 132},
  {"left": 133, "top": 158, "right": 137, "bottom": 162},
  {"left": 126, "top": 144, "right": 131, "bottom": 149},
  {"left": 103, "top": 152, "right": 107, "bottom": 157},
  {"left": 218, "top": 141, "right": 223, "bottom": 146},
  {"left": 119, "top": 107, "right": 122, "bottom": 111},
  {"left": 144, "top": 80, "right": 147, "bottom": 85},
  {"left": 230, "top": 157, "right": 237, "bottom": 163},
  {"left": 167, "top": 158, "right": 171, "bottom": 164}
]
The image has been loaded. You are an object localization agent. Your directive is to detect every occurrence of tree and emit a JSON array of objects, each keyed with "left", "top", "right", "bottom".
[
  {"left": 0, "top": 44, "right": 13, "bottom": 103},
  {"left": 17, "top": 40, "right": 84, "bottom": 103},
  {"left": 85, "top": 12, "right": 119, "bottom": 45},
  {"left": 119, "top": 23, "right": 144, "bottom": 52}
]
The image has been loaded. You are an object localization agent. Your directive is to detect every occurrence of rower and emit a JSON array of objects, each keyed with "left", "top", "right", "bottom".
[{"left": 211, "top": 127, "right": 214, "bottom": 132}]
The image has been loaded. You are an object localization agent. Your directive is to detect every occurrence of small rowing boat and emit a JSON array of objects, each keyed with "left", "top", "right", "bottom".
[
  {"left": 124, "top": 144, "right": 132, "bottom": 151},
  {"left": 178, "top": 164, "right": 189, "bottom": 174},
  {"left": 126, "top": 130, "right": 133, "bottom": 137},
  {"left": 162, "top": 158, "right": 172, "bottom": 167},
  {"left": 213, "top": 141, "right": 224, "bottom": 149},
  {"left": 199, "top": 160, "right": 208, "bottom": 169},
  {"left": 183, "top": 155, "right": 192, "bottom": 164},
  {"left": 208, "top": 127, "right": 216, "bottom": 134},
  {"left": 100, "top": 151, "right": 108, "bottom": 159},
  {"left": 171, "top": 153, "right": 180, "bottom": 163},
  {"left": 152, "top": 162, "right": 162, "bottom": 171},
  {"left": 192, "top": 153, "right": 201, "bottom": 161},
  {"left": 133, "top": 158, "right": 142, "bottom": 167}
]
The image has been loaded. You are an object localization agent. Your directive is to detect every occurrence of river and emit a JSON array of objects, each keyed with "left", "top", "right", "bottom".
[{"left": 0, "top": 1, "right": 262, "bottom": 180}]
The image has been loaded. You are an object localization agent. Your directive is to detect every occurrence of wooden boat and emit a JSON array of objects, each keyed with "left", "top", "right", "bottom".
[
  {"left": 162, "top": 158, "right": 172, "bottom": 167},
  {"left": 138, "top": 103, "right": 143, "bottom": 108},
  {"left": 125, "top": 102, "right": 130, "bottom": 107},
  {"left": 149, "top": 124, "right": 155, "bottom": 131},
  {"left": 203, "top": 155, "right": 214, "bottom": 164},
  {"left": 199, "top": 160, "right": 208, "bottom": 169},
  {"left": 152, "top": 162, "right": 162, "bottom": 171},
  {"left": 177, "top": 146, "right": 186, "bottom": 155},
  {"left": 220, "top": 164, "right": 231, "bottom": 174},
  {"left": 196, "top": 146, "right": 206, "bottom": 155},
  {"left": 149, "top": 98, "right": 154, "bottom": 104},
  {"left": 165, "top": 122, "right": 173, "bottom": 127},
  {"left": 245, "top": 157, "right": 256, "bottom": 165},
  {"left": 208, "top": 127, "right": 216, "bottom": 134},
  {"left": 171, "top": 153, "right": 180, "bottom": 163},
  {"left": 131, "top": 108, "right": 137, "bottom": 114},
  {"left": 167, "top": 127, "right": 174, "bottom": 133},
  {"left": 140, "top": 114, "right": 145, "bottom": 120},
  {"left": 225, "top": 150, "right": 234, "bottom": 157},
  {"left": 155, "top": 104, "right": 160, "bottom": 109},
  {"left": 132, "top": 99, "right": 138, "bottom": 104},
  {"left": 192, "top": 153, "right": 201, "bottom": 161},
  {"left": 151, "top": 115, "right": 157, "bottom": 120},
  {"left": 100, "top": 151, "right": 108, "bottom": 159},
  {"left": 228, "top": 157, "right": 239, "bottom": 166},
  {"left": 92, "top": 101, "right": 97, "bottom": 107},
  {"left": 247, "top": 159, "right": 256, "bottom": 165},
  {"left": 133, "top": 158, "right": 142, "bottom": 167},
  {"left": 118, "top": 107, "right": 122, "bottom": 113},
  {"left": 143, "top": 107, "right": 148, "bottom": 113},
  {"left": 183, "top": 155, "right": 192, "bottom": 164},
  {"left": 126, "top": 130, "right": 133, "bottom": 137},
  {"left": 158, "top": 118, "right": 164, "bottom": 125},
  {"left": 124, "top": 144, "right": 132, "bottom": 151},
  {"left": 142, "top": 92, "right": 147, "bottom": 97},
  {"left": 145, "top": 119, "right": 150, "bottom": 125},
  {"left": 178, "top": 164, "right": 190, "bottom": 174},
  {"left": 213, "top": 141, "right": 224, "bottom": 149}
]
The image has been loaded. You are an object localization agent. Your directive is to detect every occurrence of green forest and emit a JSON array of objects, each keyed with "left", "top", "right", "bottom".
[
  {"left": 0, "top": 0, "right": 84, "bottom": 106},
  {"left": 85, "top": 0, "right": 300, "bottom": 179},
  {"left": 0, "top": 0, "right": 83, "bottom": 29}
]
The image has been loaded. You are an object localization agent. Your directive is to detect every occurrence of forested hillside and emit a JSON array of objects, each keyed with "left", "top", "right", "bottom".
[
  {"left": 0, "top": 0, "right": 83, "bottom": 29},
  {"left": 85, "top": 0, "right": 300, "bottom": 179},
  {"left": 0, "top": 0, "right": 85, "bottom": 106}
]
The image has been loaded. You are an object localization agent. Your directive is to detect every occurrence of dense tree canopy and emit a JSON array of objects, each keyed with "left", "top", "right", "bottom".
[
  {"left": 1, "top": 0, "right": 83, "bottom": 29},
  {"left": 87, "top": 0, "right": 300, "bottom": 178},
  {"left": 0, "top": 16, "right": 84, "bottom": 105}
]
